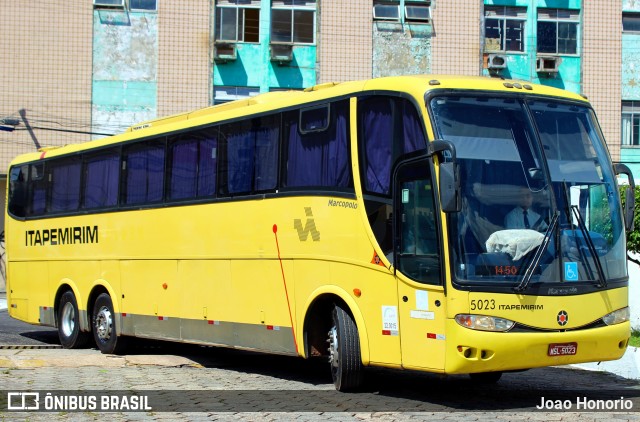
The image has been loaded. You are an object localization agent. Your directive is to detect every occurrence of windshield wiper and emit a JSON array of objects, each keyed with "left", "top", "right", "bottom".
[
  {"left": 514, "top": 211, "right": 559, "bottom": 293},
  {"left": 570, "top": 205, "right": 607, "bottom": 288}
]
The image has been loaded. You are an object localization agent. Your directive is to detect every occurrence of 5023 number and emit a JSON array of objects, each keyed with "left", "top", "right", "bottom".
[{"left": 470, "top": 299, "right": 496, "bottom": 311}]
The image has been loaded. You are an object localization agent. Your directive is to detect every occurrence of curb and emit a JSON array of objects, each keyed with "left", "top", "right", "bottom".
[{"left": 571, "top": 346, "right": 640, "bottom": 380}]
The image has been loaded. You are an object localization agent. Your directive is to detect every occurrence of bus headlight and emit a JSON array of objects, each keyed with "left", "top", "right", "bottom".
[
  {"left": 455, "top": 314, "right": 515, "bottom": 332},
  {"left": 603, "top": 307, "right": 630, "bottom": 326}
]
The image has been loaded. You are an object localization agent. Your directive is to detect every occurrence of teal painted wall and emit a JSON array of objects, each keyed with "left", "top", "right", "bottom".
[
  {"left": 622, "top": 33, "right": 640, "bottom": 100},
  {"left": 92, "top": 10, "right": 157, "bottom": 136},
  {"left": 213, "top": 0, "right": 317, "bottom": 93},
  {"left": 482, "top": 0, "right": 582, "bottom": 94},
  {"left": 622, "top": 1, "right": 640, "bottom": 180},
  {"left": 213, "top": 44, "right": 317, "bottom": 91},
  {"left": 620, "top": 149, "right": 640, "bottom": 179}
]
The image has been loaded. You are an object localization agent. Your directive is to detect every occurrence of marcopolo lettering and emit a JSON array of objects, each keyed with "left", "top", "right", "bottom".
[
  {"left": 328, "top": 199, "right": 358, "bottom": 209},
  {"left": 25, "top": 226, "right": 99, "bottom": 247}
]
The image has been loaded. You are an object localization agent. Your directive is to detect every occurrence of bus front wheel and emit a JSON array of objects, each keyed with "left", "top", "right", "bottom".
[
  {"left": 327, "top": 304, "right": 363, "bottom": 391},
  {"left": 57, "top": 290, "right": 90, "bottom": 349},
  {"left": 92, "top": 293, "right": 127, "bottom": 354}
]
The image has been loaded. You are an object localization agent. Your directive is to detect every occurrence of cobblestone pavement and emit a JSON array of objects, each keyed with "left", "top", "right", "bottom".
[{"left": 0, "top": 344, "right": 639, "bottom": 421}]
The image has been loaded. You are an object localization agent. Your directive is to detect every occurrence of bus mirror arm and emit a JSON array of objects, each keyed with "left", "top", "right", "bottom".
[
  {"left": 430, "top": 140, "right": 461, "bottom": 213},
  {"left": 614, "top": 163, "right": 635, "bottom": 232},
  {"left": 429, "top": 139, "right": 456, "bottom": 161}
]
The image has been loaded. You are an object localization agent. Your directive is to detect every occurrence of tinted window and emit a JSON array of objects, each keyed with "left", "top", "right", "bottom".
[
  {"left": 122, "top": 140, "right": 166, "bottom": 205},
  {"left": 8, "top": 165, "right": 28, "bottom": 217},
  {"left": 83, "top": 151, "right": 120, "bottom": 209},
  {"left": 220, "top": 115, "right": 279, "bottom": 195},
  {"left": 168, "top": 128, "right": 218, "bottom": 201},
  {"left": 359, "top": 96, "right": 426, "bottom": 195},
  {"left": 283, "top": 100, "right": 351, "bottom": 189},
  {"left": 50, "top": 159, "right": 82, "bottom": 212}
]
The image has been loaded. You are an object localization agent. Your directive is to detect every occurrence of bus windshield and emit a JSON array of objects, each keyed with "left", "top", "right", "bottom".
[{"left": 430, "top": 95, "right": 627, "bottom": 291}]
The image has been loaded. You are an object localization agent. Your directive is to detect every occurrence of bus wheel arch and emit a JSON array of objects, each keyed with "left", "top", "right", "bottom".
[
  {"left": 302, "top": 292, "right": 367, "bottom": 391},
  {"left": 55, "top": 286, "right": 90, "bottom": 349}
]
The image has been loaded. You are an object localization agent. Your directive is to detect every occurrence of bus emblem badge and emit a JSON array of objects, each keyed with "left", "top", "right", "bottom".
[
  {"left": 557, "top": 310, "right": 568, "bottom": 326},
  {"left": 293, "top": 207, "right": 320, "bottom": 241}
]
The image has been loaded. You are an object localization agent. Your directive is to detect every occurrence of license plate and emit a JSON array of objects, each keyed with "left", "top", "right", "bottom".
[{"left": 548, "top": 342, "right": 577, "bottom": 356}]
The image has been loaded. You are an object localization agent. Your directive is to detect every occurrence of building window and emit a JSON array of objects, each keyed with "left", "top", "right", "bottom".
[
  {"left": 373, "top": 1, "right": 400, "bottom": 21},
  {"left": 623, "top": 13, "right": 640, "bottom": 33},
  {"left": 271, "top": 0, "right": 316, "bottom": 44},
  {"left": 129, "top": 0, "right": 157, "bottom": 11},
  {"left": 94, "top": 0, "right": 125, "bottom": 7},
  {"left": 622, "top": 101, "right": 640, "bottom": 146},
  {"left": 215, "top": 0, "right": 260, "bottom": 43},
  {"left": 94, "top": 0, "right": 157, "bottom": 11},
  {"left": 484, "top": 6, "right": 526, "bottom": 52},
  {"left": 373, "top": 1, "right": 430, "bottom": 23},
  {"left": 537, "top": 9, "right": 579, "bottom": 55},
  {"left": 405, "top": 1, "right": 431, "bottom": 23},
  {"left": 213, "top": 86, "right": 260, "bottom": 105}
]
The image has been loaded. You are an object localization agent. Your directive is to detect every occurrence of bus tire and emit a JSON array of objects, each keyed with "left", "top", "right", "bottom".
[
  {"left": 57, "top": 290, "right": 90, "bottom": 349},
  {"left": 92, "top": 293, "right": 127, "bottom": 354},
  {"left": 328, "top": 304, "right": 363, "bottom": 391},
  {"left": 469, "top": 371, "right": 502, "bottom": 384}
]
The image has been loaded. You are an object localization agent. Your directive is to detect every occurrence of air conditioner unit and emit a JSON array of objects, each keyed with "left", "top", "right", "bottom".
[
  {"left": 270, "top": 44, "right": 294, "bottom": 63},
  {"left": 214, "top": 43, "right": 237, "bottom": 63},
  {"left": 536, "top": 56, "right": 561, "bottom": 73},
  {"left": 487, "top": 54, "right": 507, "bottom": 70}
]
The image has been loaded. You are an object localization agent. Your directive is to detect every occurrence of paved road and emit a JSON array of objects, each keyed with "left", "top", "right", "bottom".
[{"left": 1, "top": 308, "right": 640, "bottom": 421}]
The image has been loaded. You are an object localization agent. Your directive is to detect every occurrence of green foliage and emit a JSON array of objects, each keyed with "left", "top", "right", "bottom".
[
  {"left": 622, "top": 185, "right": 640, "bottom": 255},
  {"left": 631, "top": 329, "right": 640, "bottom": 348}
]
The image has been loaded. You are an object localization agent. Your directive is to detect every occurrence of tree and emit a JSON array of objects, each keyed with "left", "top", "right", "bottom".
[{"left": 625, "top": 186, "right": 640, "bottom": 266}]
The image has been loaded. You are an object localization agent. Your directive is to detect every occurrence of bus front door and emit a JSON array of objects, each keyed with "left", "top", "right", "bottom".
[{"left": 393, "top": 156, "right": 446, "bottom": 371}]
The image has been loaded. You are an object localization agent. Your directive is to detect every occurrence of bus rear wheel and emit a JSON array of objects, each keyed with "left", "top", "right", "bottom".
[
  {"left": 327, "top": 304, "right": 363, "bottom": 391},
  {"left": 57, "top": 290, "right": 90, "bottom": 349},
  {"left": 92, "top": 293, "right": 127, "bottom": 354}
]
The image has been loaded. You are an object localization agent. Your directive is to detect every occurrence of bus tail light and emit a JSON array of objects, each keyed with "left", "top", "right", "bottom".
[
  {"left": 603, "top": 307, "right": 630, "bottom": 326},
  {"left": 455, "top": 314, "right": 515, "bottom": 332}
]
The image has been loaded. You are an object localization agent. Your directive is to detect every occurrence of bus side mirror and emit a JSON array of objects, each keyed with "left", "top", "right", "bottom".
[
  {"left": 430, "top": 140, "right": 460, "bottom": 213},
  {"left": 615, "top": 163, "right": 635, "bottom": 232},
  {"left": 439, "top": 162, "right": 460, "bottom": 213}
]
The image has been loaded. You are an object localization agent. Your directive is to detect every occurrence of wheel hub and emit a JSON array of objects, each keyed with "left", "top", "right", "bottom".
[
  {"left": 60, "top": 302, "right": 75, "bottom": 337},
  {"left": 327, "top": 326, "right": 339, "bottom": 368},
  {"left": 95, "top": 306, "right": 113, "bottom": 342}
]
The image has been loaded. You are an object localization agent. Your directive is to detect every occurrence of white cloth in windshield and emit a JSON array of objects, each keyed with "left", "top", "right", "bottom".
[{"left": 485, "top": 229, "right": 544, "bottom": 261}]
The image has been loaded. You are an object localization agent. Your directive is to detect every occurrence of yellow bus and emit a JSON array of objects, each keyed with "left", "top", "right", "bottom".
[{"left": 6, "top": 75, "right": 636, "bottom": 391}]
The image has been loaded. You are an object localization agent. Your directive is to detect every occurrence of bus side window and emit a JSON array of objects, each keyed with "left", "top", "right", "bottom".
[
  {"left": 168, "top": 128, "right": 218, "bottom": 201},
  {"left": 122, "top": 139, "right": 166, "bottom": 206},
  {"left": 83, "top": 151, "right": 120, "bottom": 209},
  {"left": 50, "top": 158, "right": 82, "bottom": 213},
  {"left": 29, "top": 163, "right": 46, "bottom": 216},
  {"left": 219, "top": 115, "right": 278, "bottom": 196},
  {"left": 8, "top": 166, "right": 28, "bottom": 217},
  {"left": 283, "top": 100, "right": 351, "bottom": 189},
  {"left": 359, "top": 95, "right": 427, "bottom": 256}
]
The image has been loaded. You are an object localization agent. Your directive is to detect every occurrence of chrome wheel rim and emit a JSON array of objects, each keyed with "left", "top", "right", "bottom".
[
  {"left": 60, "top": 302, "right": 76, "bottom": 337},
  {"left": 328, "top": 326, "right": 339, "bottom": 368},
  {"left": 95, "top": 305, "right": 113, "bottom": 342}
]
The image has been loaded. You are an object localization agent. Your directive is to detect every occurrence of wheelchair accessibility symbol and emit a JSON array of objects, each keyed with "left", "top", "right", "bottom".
[{"left": 564, "top": 262, "right": 578, "bottom": 281}]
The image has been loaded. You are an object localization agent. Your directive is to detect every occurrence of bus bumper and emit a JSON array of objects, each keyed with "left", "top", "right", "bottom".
[{"left": 444, "top": 319, "right": 630, "bottom": 375}]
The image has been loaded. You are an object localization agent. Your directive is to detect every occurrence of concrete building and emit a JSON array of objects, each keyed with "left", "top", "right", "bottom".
[{"left": 0, "top": 0, "right": 634, "bottom": 233}]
